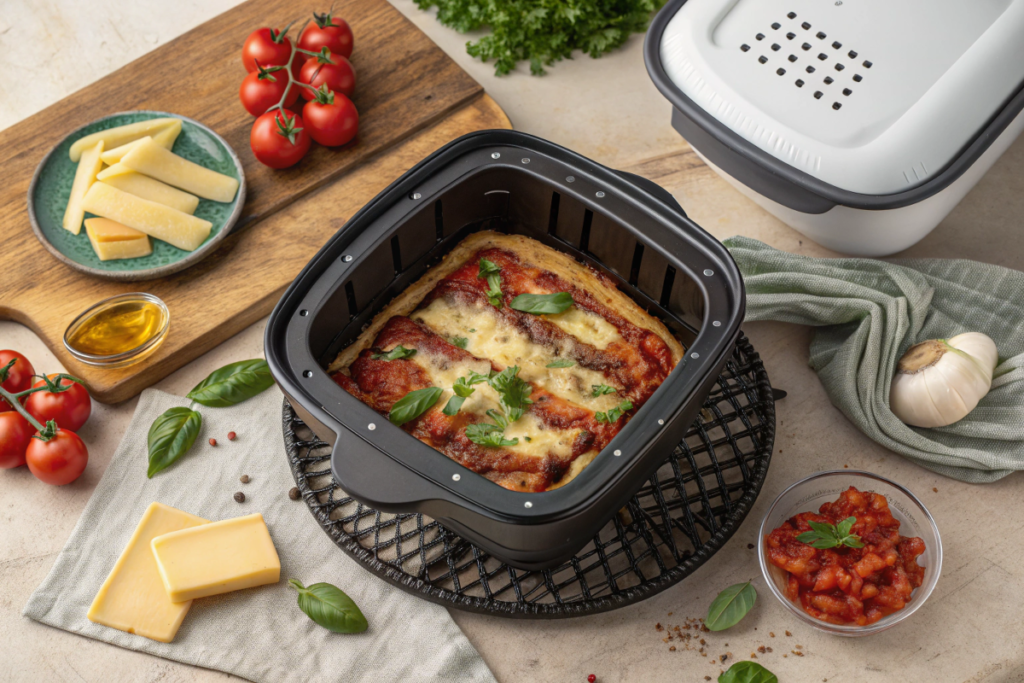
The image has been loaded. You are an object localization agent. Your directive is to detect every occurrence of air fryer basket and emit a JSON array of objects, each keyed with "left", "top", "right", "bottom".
[{"left": 265, "top": 130, "right": 745, "bottom": 569}]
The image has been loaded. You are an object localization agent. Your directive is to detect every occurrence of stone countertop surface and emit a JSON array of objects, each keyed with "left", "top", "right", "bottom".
[{"left": 3, "top": 1, "right": 1024, "bottom": 682}]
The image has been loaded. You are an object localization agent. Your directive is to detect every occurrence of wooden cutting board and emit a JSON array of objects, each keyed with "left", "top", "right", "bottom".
[{"left": 0, "top": 0, "right": 509, "bottom": 403}]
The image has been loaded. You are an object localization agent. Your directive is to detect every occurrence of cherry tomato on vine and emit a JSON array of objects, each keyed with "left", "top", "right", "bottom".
[
  {"left": 250, "top": 110, "right": 311, "bottom": 169},
  {"left": 242, "top": 26, "right": 294, "bottom": 73},
  {"left": 240, "top": 62, "right": 298, "bottom": 116},
  {"left": 0, "top": 350, "right": 34, "bottom": 412},
  {"left": 303, "top": 87, "right": 359, "bottom": 147},
  {"left": 25, "top": 375, "right": 92, "bottom": 433},
  {"left": 298, "top": 10, "right": 353, "bottom": 59},
  {"left": 299, "top": 49, "right": 355, "bottom": 100},
  {"left": 26, "top": 428, "right": 88, "bottom": 486},
  {"left": 0, "top": 411, "right": 33, "bottom": 469}
]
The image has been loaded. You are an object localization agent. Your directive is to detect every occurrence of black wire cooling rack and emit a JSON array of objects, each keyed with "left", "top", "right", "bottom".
[{"left": 284, "top": 333, "right": 775, "bottom": 618}]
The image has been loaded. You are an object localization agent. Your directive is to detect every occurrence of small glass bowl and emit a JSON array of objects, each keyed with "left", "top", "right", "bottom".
[
  {"left": 63, "top": 293, "right": 170, "bottom": 369},
  {"left": 757, "top": 470, "right": 942, "bottom": 637}
]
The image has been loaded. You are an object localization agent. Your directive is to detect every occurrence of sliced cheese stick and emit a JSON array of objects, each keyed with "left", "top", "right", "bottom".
[
  {"left": 120, "top": 138, "right": 239, "bottom": 203},
  {"left": 69, "top": 118, "right": 179, "bottom": 162},
  {"left": 62, "top": 141, "right": 105, "bottom": 235},
  {"left": 101, "top": 121, "right": 182, "bottom": 164},
  {"left": 97, "top": 163, "right": 134, "bottom": 181},
  {"left": 82, "top": 182, "right": 212, "bottom": 252},
  {"left": 102, "top": 172, "right": 200, "bottom": 214},
  {"left": 85, "top": 218, "right": 152, "bottom": 261}
]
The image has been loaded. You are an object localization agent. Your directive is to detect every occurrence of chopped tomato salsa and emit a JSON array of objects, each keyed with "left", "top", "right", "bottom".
[{"left": 765, "top": 486, "right": 926, "bottom": 626}]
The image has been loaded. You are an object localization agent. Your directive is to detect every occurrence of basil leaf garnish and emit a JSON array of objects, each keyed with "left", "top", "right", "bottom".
[
  {"left": 546, "top": 359, "right": 574, "bottom": 368},
  {"left": 509, "top": 292, "right": 573, "bottom": 315},
  {"left": 288, "top": 579, "right": 368, "bottom": 634},
  {"left": 147, "top": 407, "right": 202, "bottom": 477},
  {"left": 592, "top": 384, "right": 617, "bottom": 397},
  {"left": 718, "top": 661, "right": 777, "bottom": 683},
  {"left": 478, "top": 258, "right": 503, "bottom": 308},
  {"left": 465, "top": 422, "right": 518, "bottom": 447},
  {"left": 796, "top": 516, "right": 864, "bottom": 549},
  {"left": 371, "top": 345, "right": 417, "bottom": 361},
  {"left": 706, "top": 581, "right": 756, "bottom": 632},
  {"left": 185, "top": 359, "right": 275, "bottom": 408},
  {"left": 389, "top": 387, "right": 443, "bottom": 426},
  {"left": 443, "top": 395, "right": 466, "bottom": 416}
]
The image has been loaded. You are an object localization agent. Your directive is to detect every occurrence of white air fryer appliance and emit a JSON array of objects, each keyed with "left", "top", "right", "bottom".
[{"left": 645, "top": 0, "right": 1024, "bottom": 256}]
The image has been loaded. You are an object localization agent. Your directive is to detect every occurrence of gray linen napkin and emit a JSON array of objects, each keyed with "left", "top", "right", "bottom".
[
  {"left": 725, "top": 236, "right": 1024, "bottom": 483},
  {"left": 23, "top": 387, "right": 495, "bottom": 682}
]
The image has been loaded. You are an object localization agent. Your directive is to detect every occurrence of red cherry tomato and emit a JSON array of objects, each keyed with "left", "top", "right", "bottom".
[
  {"left": 298, "top": 14, "right": 353, "bottom": 59},
  {"left": 250, "top": 110, "right": 311, "bottom": 169},
  {"left": 299, "top": 52, "right": 355, "bottom": 100},
  {"left": 242, "top": 27, "right": 294, "bottom": 73},
  {"left": 0, "top": 411, "right": 33, "bottom": 469},
  {"left": 26, "top": 429, "right": 88, "bottom": 486},
  {"left": 0, "top": 350, "right": 34, "bottom": 412},
  {"left": 239, "top": 63, "right": 298, "bottom": 116},
  {"left": 303, "top": 91, "right": 359, "bottom": 147},
  {"left": 25, "top": 375, "right": 92, "bottom": 432}
]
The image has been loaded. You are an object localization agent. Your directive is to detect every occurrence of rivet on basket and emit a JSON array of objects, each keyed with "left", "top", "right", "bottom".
[{"left": 368, "top": 423, "right": 376, "bottom": 431}]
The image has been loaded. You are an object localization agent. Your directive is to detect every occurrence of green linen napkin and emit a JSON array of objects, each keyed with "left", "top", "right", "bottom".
[
  {"left": 23, "top": 387, "right": 496, "bottom": 682},
  {"left": 725, "top": 236, "right": 1024, "bottom": 483}
]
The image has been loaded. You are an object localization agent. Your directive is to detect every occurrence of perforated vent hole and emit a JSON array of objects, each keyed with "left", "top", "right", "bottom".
[{"left": 824, "top": 76, "right": 834, "bottom": 85}]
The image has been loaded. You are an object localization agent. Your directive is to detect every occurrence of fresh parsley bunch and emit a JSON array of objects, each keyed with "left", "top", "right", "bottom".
[{"left": 416, "top": 0, "right": 667, "bottom": 75}]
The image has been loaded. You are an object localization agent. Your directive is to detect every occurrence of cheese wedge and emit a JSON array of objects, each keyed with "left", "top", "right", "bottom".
[
  {"left": 96, "top": 163, "right": 134, "bottom": 181},
  {"left": 100, "top": 121, "right": 182, "bottom": 165},
  {"left": 81, "top": 182, "right": 212, "bottom": 251},
  {"left": 62, "top": 141, "right": 105, "bottom": 235},
  {"left": 87, "top": 503, "right": 208, "bottom": 642},
  {"left": 69, "top": 118, "right": 179, "bottom": 162},
  {"left": 102, "top": 172, "right": 200, "bottom": 214},
  {"left": 85, "top": 218, "right": 153, "bottom": 260},
  {"left": 120, "top": 138, "right": 239, "bottom": 203},
  {"left": 151, "top": 513, "right": 281, "bottom": 602}
]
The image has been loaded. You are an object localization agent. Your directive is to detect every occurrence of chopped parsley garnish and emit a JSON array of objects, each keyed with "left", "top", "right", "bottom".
[
  {"left": 546, "top": 359, "right": 575, "bottom": 368},
  {"left": 592, "top": 384, "right": 617, "bottom": 397},
  {"left": 371, "top": 345, "right": 417, "bottom": 361},
  {"left": 524, "top": 436, "right": 532, "bottom": 442},
  {"left": 469, "top": 328, "right": 476, "bottom": 333},
  {"left": 465, "top": 422, "right": 518, "bottom": 448},
  {"left": 487, "top": 365, "right": 533, "bottom": 421},
  {"left": 444, "top": 371, "right": 492, "bottom": 416},
  {"left": 509, "top": 292, "right": 574, "bottom": 315},
  {"left": 595, "top": 399, "right": 634, "bottom": 424},
  {"left": 450, "top": 336, "right": 469, "bottom": 349},
  {"left": 478, "top": 258, "right": 503, "bottom": 308}
]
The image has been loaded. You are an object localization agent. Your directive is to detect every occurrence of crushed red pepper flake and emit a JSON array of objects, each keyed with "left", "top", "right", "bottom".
[
  {"left": 933, "top": 487, "right": 938, "bottom": 492},
  {"left": 769, "top": 632, "right": 775, "bottom": 637},
  {"left": 669, "top": 646, "right": 676, "bottom": 652},
  {"left": 785, "top": 631, "right": 792, "bottom": 637},
  {"left": 655, "top": 623, "right": 663, "bottom": 631},
  {"left": 757, "top": 646, "right": 767, "bottom": 654},
  {"left": 792, "top": 650, "right": 804, "bottom": 657}
]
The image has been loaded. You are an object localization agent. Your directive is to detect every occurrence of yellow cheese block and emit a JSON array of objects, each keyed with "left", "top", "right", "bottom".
[
  {"left": 85, "top": 218, "right": 153, "bottom": 261},
  {"left": 151, "top": 513, "right": 281, "bottom": 602},
  {"left": 81, "top": 182, "right": 212, "bottom": 252},
  {"left": 69, "top": 118, "right": 179, "bottom": 162},
  {"left": 87, "top": 502, "right": 208, "bottom": 642},
  {"left": 102, "top": 172, "right": 200, "bottom": 214},
  {"left": 62, "top": 141, "right": 104, "bottom": 235},
  {"left": 100, "top": 121, "right": 182, "bottom": 165},
  {"left": 96, "top": 163, "right": 134, "bottom": 181},
  {"left": 120, "top": 138, "right": 239, "bottom": 203}
]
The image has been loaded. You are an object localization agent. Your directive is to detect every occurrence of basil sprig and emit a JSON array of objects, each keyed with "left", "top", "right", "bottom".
[
  {"left": 797, "top": 516, "right": 864, "bottom": 549},
  {"left": 592, "top": 384, "right": 616, "bottom": 397},
  {"left": 466, "top": 422, "right": 518, "bottom": 447},
  {"left": 488, "top": 365, "right": 532, "bottom": 421},
  {"left": 510, "top": 292, "right": 573, "bottom": 315},
  {"left": 546, "top": 359, "right": 574, "bottom": 368},
  {"left": 185, "top": 359, "right": 275, "bottom": 407},
  {"left": 478, "top": 258, "right": 503, "bottom": 308},
  {"left": 371, "top": 345, "right": 417, "bottom": 361},
  {"left": 288, "top": 579, "right": 368, "bottom": 634},
  {"left": 595, "top": 399, "right": 633, "bottom": 424},
  {"left": 147, "top": 407, "right": 202, "bottom": 478},
  {"left": 718, "top": 662, "right": 777, "bottom": 683},
  {"left": 706, "top": 581, "right": 756, "bottom": 631},
  {"left": 389, "top": 387, "right": 443, "bottom": 426}
]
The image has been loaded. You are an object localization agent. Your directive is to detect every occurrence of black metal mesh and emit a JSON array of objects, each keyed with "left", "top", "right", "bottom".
[{"left": 284, "top": 333, "right": 774, "bottom": 618}]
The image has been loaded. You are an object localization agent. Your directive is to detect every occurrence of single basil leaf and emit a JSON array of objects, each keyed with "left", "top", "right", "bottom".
[
  {"left": 843, "top": 535, "right": 865, "bottom": 549},
  {"left": 288, "top": 579, "right": 367, "bottom": 634},
  {"left": 546, "top": 359, "right": 575, "bottom": 368},
  {"left": 592, "top": 384, "right": 616, "bottom": 397},
  {"left": 185, "top": 359, "right": 275, "bottom": 408},
  {"left": 389, "top": 387, "right": 443, "bottom": 426},
  {"left": 706, "top": 581, "right": 756, "bottom": 631},
  {"left": 807, "top": 520, "right": 837, "bottom": 536},
  {"left": 836, "top": 516, "right": 856, "bottom": 537},
  {"left": 509, "top": 292, "right": 574, "bottom": 315},
  {"left": 450, "top": 337, "right": 469, "bottom": 349},
  {"left": 372, "top": 345, "right": 417, "bottom": 361},
  {"left": 478, "top": 258, "right": 500, "bottom": 277},
  {"left": 443, "top": 395, "right": 466, "bottom": 416},
  {"left": 718, "top": 661, "right": 777, "bottom": 683},
  {"left": 147, "top": 407, "right": 202, "bottom": 477}
]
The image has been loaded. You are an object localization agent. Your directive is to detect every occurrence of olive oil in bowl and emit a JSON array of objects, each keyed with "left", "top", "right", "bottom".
[{"left": 64, "top": 293, "right": 170, "bottom": 368}]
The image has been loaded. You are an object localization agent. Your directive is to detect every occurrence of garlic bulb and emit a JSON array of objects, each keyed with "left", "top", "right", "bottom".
[{"left": 890, "top": 332, "right": 998, "bottom": 428}]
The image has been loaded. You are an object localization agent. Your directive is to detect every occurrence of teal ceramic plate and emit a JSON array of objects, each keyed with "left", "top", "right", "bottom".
[{"left": 28, "top": 111, "right": 246, "bottom": 281}]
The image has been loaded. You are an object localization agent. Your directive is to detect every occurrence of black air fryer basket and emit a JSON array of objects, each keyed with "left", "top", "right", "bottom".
[{"left": 265, "top": 131, "right": 745, "bottom": 570}]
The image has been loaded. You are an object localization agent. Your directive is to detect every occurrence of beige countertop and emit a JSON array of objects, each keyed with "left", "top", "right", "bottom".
[{"left": 3, "top": 1, "right": 1024, "bottom": 682}]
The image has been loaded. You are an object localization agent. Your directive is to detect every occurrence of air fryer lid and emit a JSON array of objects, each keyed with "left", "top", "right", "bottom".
[{"left": 650, "top": 0, "right": 1024, "bottom": 197}]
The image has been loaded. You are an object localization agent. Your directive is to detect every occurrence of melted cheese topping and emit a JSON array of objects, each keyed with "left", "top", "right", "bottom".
[
  {"left": 544, "top": 307, "right": 622, "bottom": 350},
  {"left": 412, "top": 298, "right": 623, "bottom": 411}
]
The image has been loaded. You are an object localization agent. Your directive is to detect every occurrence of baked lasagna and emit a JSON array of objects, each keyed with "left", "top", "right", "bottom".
[{"left": 329, "top": 232, "right": 684, "bottom": 492}]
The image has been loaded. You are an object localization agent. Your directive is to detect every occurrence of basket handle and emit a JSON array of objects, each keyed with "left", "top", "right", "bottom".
[{"left": 614, "top": 170, "right": 688, "bottom": 218}]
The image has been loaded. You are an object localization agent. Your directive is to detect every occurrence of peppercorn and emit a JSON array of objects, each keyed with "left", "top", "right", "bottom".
[
  {"left": 234, "top": 492, "right": 245, "bottom": 503},
  {"left": 289, "top": 486, "right": 301, "bottom": 500},
  {"left": 228, "top": 431, "right": 237, "bottom": 441},
  {"left": 209, "top": 438, "right": 217, "bottom": 446},
  {"left": 240, "top": 475, "right": 250, "bottom": 484}
]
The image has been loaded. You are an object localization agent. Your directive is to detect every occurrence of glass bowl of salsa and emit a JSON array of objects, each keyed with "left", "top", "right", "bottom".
[{"left": 757, "top": 470, "right": 942, "bottom": 637}]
